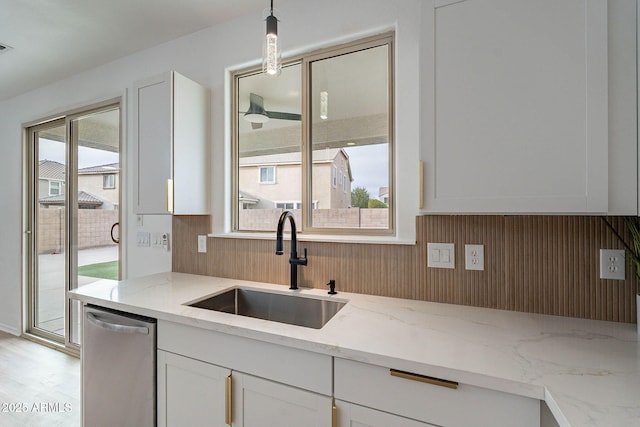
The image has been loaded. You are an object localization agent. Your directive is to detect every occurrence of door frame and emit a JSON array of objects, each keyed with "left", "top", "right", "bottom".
[{"left": 22, "top": 96, "right": 125, "bottom": 355}]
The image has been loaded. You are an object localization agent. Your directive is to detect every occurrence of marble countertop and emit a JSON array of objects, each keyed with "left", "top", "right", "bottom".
[{"left": 70, "top": 272, "right": 640, "bottom": 427}]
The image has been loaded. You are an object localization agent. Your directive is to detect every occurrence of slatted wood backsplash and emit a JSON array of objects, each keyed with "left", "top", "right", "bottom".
[{"left": 173, "top": 215, "right": 638, "bottom": 323}]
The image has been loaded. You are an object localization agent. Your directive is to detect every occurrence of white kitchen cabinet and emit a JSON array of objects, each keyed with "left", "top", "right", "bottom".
[
  {"left": 133, "top": 71, "right": 210, "bottom": 215},
  {"left": 231, "top": 372, "right": 332, "bottom": 427},
  {"left": 157, "top": 350, "right": 231, "bottom": 427},
  {"left": 336, "top": 400, "right": 434, "bottom": 427},
  {"left": 157, "top": 320, "right": 333, "bottom": 426},
  {"left": 421, "top": 0, "right": 611, "bottom": 213},
  {"left": 334, "top": 358, "right": 539, "bottom": 427}
]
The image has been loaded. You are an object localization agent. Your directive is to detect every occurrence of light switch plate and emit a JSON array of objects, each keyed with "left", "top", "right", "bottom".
[
  {"left": 600, "top": 249, "right": 625, "bottom": 280},
  {"left": 465, "top": 244, "right": 484, "bottom": 271},
  {"left": 136, "top": 231, "right": 150, "bottom": 247},
  {"left": 427, "top": 243, "right": 455, "bottom": 269}
]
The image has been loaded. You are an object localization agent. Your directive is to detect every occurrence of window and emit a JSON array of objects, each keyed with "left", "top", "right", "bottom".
[
  {"left": 233, "top": 33, "right": 393, "bottom": 234},
  {"left": 259, "top": 166, "right": 276, "bottom": 184},
  {"left": 49, "top": 181, "right": 62, "bottom": 196},
  {"left": 103, "top": 174, "right": 116, "bottom": 189},
  {"left": 275, "top": 201, "right": 302, "bottom": 209}
]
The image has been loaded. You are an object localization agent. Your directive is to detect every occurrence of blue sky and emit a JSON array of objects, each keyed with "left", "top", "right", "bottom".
[
  {"left": 39, "top": 139, "right": 119, "bottom": 169},
  {"left": 344, "top": 143, "right": 388, "bottom": 198}
]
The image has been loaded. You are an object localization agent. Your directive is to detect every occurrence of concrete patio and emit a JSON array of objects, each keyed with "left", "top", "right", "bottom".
[{"left": 36, "top": 245, "right": 118, "bottom": 336}]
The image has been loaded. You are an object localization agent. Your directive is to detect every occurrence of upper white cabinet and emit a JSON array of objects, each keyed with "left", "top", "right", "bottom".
[
  {"left": 133, "top": 71, "right": 210, "bottom": 215},
  {"left": 421, "top": 0, "right": 616, "bottom": 213}
]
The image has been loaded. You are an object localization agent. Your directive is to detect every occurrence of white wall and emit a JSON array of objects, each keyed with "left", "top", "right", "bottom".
[{"left": 0, "top": 0, "right": 422, "bottom": 334}]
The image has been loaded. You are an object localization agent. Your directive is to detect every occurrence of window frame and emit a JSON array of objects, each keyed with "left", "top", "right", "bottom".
[
  {"left": 231, "top": 32, "right": 395, "bottom": 237},
  {"left": 49, "top": 180, "right": 62, "bottom": 196},
  {"left": 258, "top": 166, "right": 276, "bottom": 184},
  {"left": 103, "top": 174, "right": 116, "bottom": 189}
]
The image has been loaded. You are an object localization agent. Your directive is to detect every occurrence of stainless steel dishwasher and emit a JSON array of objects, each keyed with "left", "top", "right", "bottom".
[{"left": 82, "top": 304, "right": 156, "bottom": 427}]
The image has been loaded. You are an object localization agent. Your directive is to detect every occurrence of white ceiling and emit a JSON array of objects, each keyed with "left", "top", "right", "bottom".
[{"left": 0, "top": 0, "right": 270, "bottom": 101}]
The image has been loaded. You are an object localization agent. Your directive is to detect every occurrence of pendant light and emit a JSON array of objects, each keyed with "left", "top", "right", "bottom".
[{"left": 263, "top": 0, "right": 281, "bottom": 76}]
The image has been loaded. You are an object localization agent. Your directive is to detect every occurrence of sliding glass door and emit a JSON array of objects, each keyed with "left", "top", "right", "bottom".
[{"left": 26, "top": 102, "right": 121, "bottom": 350}]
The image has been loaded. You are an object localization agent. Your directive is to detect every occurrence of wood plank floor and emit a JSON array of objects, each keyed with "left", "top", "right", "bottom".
[{"left": 0, "top": 331, "right": 80, "bottom": 427}]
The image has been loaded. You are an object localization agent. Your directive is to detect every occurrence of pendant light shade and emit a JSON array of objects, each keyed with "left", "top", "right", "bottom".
[{"left": 262, "top": 0, "right": 281, "bottom": 76}]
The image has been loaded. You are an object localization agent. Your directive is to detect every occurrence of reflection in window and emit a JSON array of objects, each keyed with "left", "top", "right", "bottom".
[
  {"left": 233, "top": 34, "right": 393, "bottom": 233},
  {"left": 310, "top": 42, "right": 391, "bottom": 230}
]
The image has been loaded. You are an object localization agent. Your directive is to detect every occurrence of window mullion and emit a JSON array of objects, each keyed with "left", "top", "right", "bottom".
[{"left": 301, "top": 56, "right": 311, "bottom": 233}]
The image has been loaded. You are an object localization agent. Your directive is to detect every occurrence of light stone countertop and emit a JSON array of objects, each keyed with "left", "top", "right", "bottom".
[{"left": 70, "top": 272, "right": 640, "bottom": 427}]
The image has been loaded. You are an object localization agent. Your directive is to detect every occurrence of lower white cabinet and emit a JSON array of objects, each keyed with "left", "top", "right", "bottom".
[
  {"left": 157, "top": 350, "right": 230, "bottom": 427},
  {"left": 157, "top": 321, "right": 333, "bottom": 426},
  {"left": 157, "top": 321, "right": 545, "bottom": 427},
  {"left": 334, "top": 358, "right": 540, "bottom": 427},
  {"left": 157, "top": 350, "right": 331, "bottom": 427},
  {"left": 231, "top": 372, "right": 332, "bottom": 427},
  {"left": 336, "top": 400, "right": 434, "bottom": 427}
]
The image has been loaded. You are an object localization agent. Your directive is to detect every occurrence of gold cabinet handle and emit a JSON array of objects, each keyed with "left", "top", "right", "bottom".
[
  {"left": 166, "top": 178, "right": 174, "bottom": 213},
  {"left": 332, "top": 401, "right": 337, "bottom": 427},
  {"left": 225, "top": 374, "right": 232, "bottom": 425},
  {"left": 419, "top": 160, "right": 424, "bottom": 209},
  {"left": 390, "top": 368, "right": 458, "bottom": 390}
]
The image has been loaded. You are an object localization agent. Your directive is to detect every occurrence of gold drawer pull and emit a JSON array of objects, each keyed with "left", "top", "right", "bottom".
[
  {"left": 225, "top": 374, "right": 232, "bottom": 425},
  {"left": 390, "top": 369, "right": 458, "bottom": 390},
  {"left": 166, "top": 178, "right": 174, "bottom": 213},
  {"left": 332, "top": 402, "right": 337, "bottom": 427}
]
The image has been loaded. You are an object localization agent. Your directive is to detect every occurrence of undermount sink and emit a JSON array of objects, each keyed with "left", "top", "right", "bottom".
[{"left": 187, "top": 287, "right": 347, "bottom": 329}]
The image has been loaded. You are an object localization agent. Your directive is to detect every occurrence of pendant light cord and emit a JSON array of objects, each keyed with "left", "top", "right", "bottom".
[{"left": 270, "top": 0, "right": 274, "bottom": 16}]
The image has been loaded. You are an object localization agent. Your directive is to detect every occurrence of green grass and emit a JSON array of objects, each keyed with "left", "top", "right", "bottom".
[{"left": 77, "top": 261, "right": 119, "bottom": 280}]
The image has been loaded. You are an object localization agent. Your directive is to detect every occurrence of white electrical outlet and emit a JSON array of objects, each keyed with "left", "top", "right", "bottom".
[
  {"left": 427, "top": 243, "right": 455, "bottom": 269},
  {"left": 599, "top": 249, "right": 625, "bottom": 280},
  {"left": 465, "top": 244, "right": 484, "bottom": 271},
  {"left": 197, "top": 235, "right": 207, "bottom": 253}
]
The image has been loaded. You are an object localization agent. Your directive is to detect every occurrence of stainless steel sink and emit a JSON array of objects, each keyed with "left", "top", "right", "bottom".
[{"left": 187, "top": 287, "right": 346, "bottom": 329}]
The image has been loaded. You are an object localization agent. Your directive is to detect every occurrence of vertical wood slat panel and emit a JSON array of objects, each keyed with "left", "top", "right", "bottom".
[{"left": 173, "top": 215, "right": 638, "bottom": 323}]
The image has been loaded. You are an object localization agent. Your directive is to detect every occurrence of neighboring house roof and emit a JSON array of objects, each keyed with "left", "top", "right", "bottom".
[
  {"left": 239, "top": 148, "right": 347, "bottom": 166},
  {"left": 39, "top": 159, "right": 65, "bottom": 181},
  {"left": 39, "top": 190, "right": 104, "bottom": 207},
  {"left": 239, "top": 191, "right": 259, "bottom": 205},
  {"left": 378, "top": 186, "right": 389, "bottom": 198},
  {"left": 39, "top": 160, "right": 120, "bottom": 180},
  {"left": 240, "top": 148, "right": 353, "bottom": 181},
  {"left": 79, "top": 162, "right": 119, "bottom": 175}
]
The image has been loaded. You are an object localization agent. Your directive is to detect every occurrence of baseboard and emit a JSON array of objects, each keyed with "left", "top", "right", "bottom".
[{"left": 0, "top": 322, "right": 20, "bottom": 336}]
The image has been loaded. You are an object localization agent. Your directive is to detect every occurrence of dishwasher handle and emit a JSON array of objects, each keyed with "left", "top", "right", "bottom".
[{"left": 87, "top": 312, "right": 150, "bottom": 335}]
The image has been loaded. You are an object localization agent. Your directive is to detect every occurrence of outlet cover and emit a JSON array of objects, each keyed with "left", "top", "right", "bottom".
[
  {"left": 197, "top": 235, "right": 207, "bottom": 253},
  {"left": 465, "top": 244, "right": 484, "bottom": 271},
  {"left": 600, "top": 249, "right": 625, "bottom": 280}
]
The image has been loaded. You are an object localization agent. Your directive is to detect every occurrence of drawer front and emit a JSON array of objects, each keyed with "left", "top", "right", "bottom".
[
  {"left": 158, "top": 320, "right": 332, "bottom": 395},
  {"left": 334, "top": 358, "right": 539, "bottom": 427}
]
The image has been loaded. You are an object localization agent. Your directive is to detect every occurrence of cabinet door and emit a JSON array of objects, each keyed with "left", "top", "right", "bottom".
[
  {"left": 172, "top": 72, "right": 210, "bottom": 215},
  {"left": 422, "top": 0, "right": 608, "bottom": 213},
  {"left": 157, "top": 350, "right": 231, "bottom": 427},
  {"left": 336, "top": 400, "right": 434, "bottom": 427},
  {"left": 134, "top": 72, "right": 173, "bottom": 214},
  {"left": 231, "top": 372, "right": 332, "bottom": 427}
]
